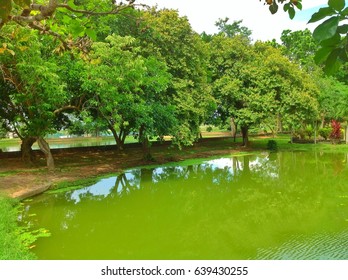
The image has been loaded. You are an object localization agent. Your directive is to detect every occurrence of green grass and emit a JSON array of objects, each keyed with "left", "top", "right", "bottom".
[
  {"left": 250, "top": 134, "right": 348, "bottom": 153},
  {"left": 0, "top": 197, "right": 35, "bottom": 260},
  {"left": 0, "top": 170, "right": 21, "bottom": 177}
]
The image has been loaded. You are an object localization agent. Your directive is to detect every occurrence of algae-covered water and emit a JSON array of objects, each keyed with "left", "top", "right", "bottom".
[{"left": 21, "top": 151, "right": 348, "bottom": 259}]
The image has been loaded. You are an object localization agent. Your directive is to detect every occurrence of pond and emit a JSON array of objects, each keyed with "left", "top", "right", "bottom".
[{"left": 21, "top": 151, "right": 348, "bottom": 260}]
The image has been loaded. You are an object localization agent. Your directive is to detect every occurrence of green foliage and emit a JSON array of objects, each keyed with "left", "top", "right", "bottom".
[
  {"left": 215, "top": 18, "right": 252, "bottom": 41},
  {"left": 0, "top": 26, "right": 67, "bottom": 141},
  {"left": 82, "top": 34, "right": 176, "bottom": 149},
  {"left": 141, "top": 9, "right": 214, "bottom": 147},
  {"left": 308, "top": 1, "right": 348, "bottom": 75},
  {"left": 0, "top": 1, "right": 11, "bottom": 26},
  {"left": 210, "top": 35, "right": 319, "bottom": 143},
  {"left": 265, "top": 0, "right": 348, "bottom": 75},
  {"left": 280, "top": 29, "right": 318, "bottom": 67},
  {"left": 262, "top": 0, "right": 303, "bottom": 19},
  {"left": 319, "top": 127, "right": 331, "bottom": 140},
  {"left": 317, "top": 76, "right": 348, "bottom": 123},
  {"left": 266, "top": 139, "right": 278, "bottom": 151},
  {"left": 0, "top": 197, "right": 35, "bottom": 259},
  {"left": 305, "top": 125, "right": 314, "bottom": 139}
]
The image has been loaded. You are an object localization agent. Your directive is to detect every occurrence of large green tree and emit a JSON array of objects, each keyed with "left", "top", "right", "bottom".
[
  {"left": 82, "top": 35, "right": 175, "bottom": 155},
  {"left": 0, "top": 26, "right": 69, "bottom": 170},
  {"left": 140, "top": 9, "right": 215, "bottom": 146},
  {"left": 209, "top": 33, "right": 319, "bottom": 145}
]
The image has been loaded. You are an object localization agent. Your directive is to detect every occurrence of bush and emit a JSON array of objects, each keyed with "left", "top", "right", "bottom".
[
  {"left": 206, "top": 126, "right": 213, "bottom": 132},
  {"left": 330, "top": 120, "right": 342, "bottom": 142},
  {"left": 267, "top": 140, "right": 278, "bottom": 151},
  {"left": 294, "top": 129, "right": 306, "bottom": 140},
  {"left": 318, "top": 127, "right": 331, "bottom": 140},
  {"left": 305, "top": 125, "right": 314, "bottom": 139}
]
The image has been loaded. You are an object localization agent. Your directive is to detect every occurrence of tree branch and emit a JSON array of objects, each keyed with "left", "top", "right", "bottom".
[{"left": 54, "top": 105, "right": 80, "bottom": 115}]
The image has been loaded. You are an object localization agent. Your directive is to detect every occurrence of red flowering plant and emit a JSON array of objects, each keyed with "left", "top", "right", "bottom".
[{"left": 330, "top": 120, "right": 342, "bottom": 143}]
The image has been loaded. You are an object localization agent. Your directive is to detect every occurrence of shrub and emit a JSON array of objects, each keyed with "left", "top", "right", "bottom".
[
  {"left": 305, "top": 125, "right": 314, "bottom": 139},
  {"left": 330, "top": 120, "right": 342, "bottom": 142},
  {"left": 267, "top": 140, "right": 278, "bottom": 151},
  {"left": 318, "top": 127, "right": 331, "bottom": 140}
]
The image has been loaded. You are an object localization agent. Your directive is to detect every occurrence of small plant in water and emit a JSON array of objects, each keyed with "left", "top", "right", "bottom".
[{"left": 267, "top": 140, "right": 278, "bottom": 151}]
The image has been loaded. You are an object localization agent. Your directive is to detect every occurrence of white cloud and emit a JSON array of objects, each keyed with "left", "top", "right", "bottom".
[{"left": 139, "top": 0, "right": 328, "bottom": 41}]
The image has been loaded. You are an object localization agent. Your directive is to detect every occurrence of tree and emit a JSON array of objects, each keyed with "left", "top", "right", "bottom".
[
  {"left": 0, "top": 25, "right": 83, "bottom": 170},
  {"left": 209, "top": 33, "right": 319, "bottom": 145},
  {"left": 140, "top": 9, "right": 215, "bottom": 147},
  {"left": 215, "top": 18, "right": 252, "bottom": 41},
  {"left": 280, "top": 29, "right": 318, "bottom": 67},
  {"left": 210, "top": 35, "right": 277, "bottom": 146},
  {"left": 81, "top": 35, "right": 175, "bottom": 156}
]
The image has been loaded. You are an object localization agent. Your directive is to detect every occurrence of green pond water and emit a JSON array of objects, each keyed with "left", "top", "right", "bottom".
[{"left": 21, "top": 151, "right": 348, "bottom": 260}]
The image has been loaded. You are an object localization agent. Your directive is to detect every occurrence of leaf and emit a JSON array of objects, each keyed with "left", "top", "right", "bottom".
[
  {"left": 67, "top": 0, "right": 77, "bottom": 9},
  {"left": 341, "top": 7, "right": 348, "bottom": 16},
  {"left": 314, "top": 47, "right": 332, "bottom": 64},
  {"left": 283, "top": 3, "right": 290, "bottom": 12},
  {"left": 269, "top": 2, "right": 278, "bottom": 14},
  {"left": 69, "top": 21, "right": 85, "bottom": 38},
  {"left": 324, "top": 48, "right": 341, "bottom": 75},
  {"left": 85, "top": 28, "right": 97, "bottom": 41},
  {"left": 7, "top": 49, "right": 15, "bottom": 56},
  {"left": 294, "top": 2, "right": 302, "bottom": 10},
  {"left": 308, "top": 7, "right": 336, "bottom": 23},
  {"left": 338, "top": 48, "right": 348, "bottom": 61},
  {"left": 0, "top": 0, "right": 12, "bottom": 25},
  {"left": 328, "top": 0, "right": 345, "bottom": 11},
  {"left": 288, "top": 7, "right": 295, "bottom": 19},
  {"left": 320, "top": 32, "right": 341, "bottom": 47},
  {"left": 13, "top": 0, "right": 31, "bottom": 8},
  {"left": 313, "top": 16, "right": 339, "bottom": 42}
]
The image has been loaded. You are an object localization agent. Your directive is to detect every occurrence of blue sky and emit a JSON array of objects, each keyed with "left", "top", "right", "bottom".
[{"left": 140, "top": 0, "right": 328, "bottom": 41}]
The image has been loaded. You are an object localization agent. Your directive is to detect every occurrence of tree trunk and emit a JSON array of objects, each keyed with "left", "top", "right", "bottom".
[
  {"left": 241, "top": 126, "right": 249, "bottom": 147},
  {"left": 21, "top": 137, "right": 36, "bottom": 163},
  {"left": 277, "top": 113, "right": 283, "bottom": 133},
  {"left": 345, "top": 125, "right": 348, "bottom": 145},
  {"left": 320, "top": 114, "right": 325, "bottom": 129},
  {"left": 108, "top": 124, "right": 124, "bottom": 150},
  {"left": 139, "top": 125, "right": 152, "bottom": 160},
  {"left": 37, "top": 137, "right": 55, "bottom": 172},
  {"left": 230, "top": 117, "right": 237, "bottom": 142}
]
